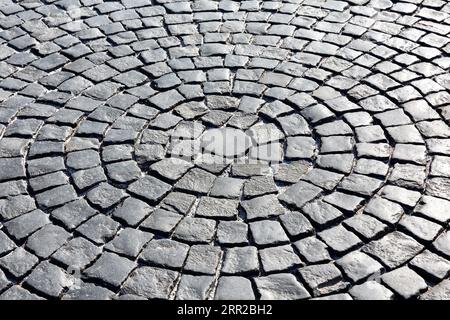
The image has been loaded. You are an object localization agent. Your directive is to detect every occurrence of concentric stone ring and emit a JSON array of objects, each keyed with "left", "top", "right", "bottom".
[{"left": 0, "top": 0, "right": 449, "bottom": 301}]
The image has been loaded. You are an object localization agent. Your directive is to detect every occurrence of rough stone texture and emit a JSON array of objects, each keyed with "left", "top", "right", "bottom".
[
  {"left": 121, "top": 266, "right": 178, "bottom": 299},
  {"left": 62, "top": 282, "right": 115, "bottom": 300},
  {"left": 381, "top": 267, "right": 428, "bottom": 299},
  {"left": 254, "top": 273, "right": 310, "bottom": 300},
  {"left": 24, "top": 261, "right": 75, "bottom": 298},
  {"left": 84, "top": 252, "right": 136, "bottom": 289},
  {"left": 0, "top": 0, "right": 448, "bottom": 300},
  {"left": 362, "top": 232, "right": 424, "bottom": 269},
  {"left": 215, "top": 276, "right": 255, "bottom": 300},
  {"left": 176, "top": 275, "right": 215, "bottom": 300},
  {"left": 349, "top": 281, "right": 394, "bottom": 300},
  {"left": 299, "top": 263, "right": 349, "bottom": 297}
]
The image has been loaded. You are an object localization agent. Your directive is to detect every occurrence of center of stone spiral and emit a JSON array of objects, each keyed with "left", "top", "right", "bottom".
[{"left": 200, "top": 127, "right": 253, "bottom": 158}]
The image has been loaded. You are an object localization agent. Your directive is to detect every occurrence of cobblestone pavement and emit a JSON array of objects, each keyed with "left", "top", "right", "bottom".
[{"left": 0, "top": 0, "right": 449, "bottom": 301}]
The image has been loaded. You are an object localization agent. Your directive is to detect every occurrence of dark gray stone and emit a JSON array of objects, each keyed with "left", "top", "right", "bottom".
[
  {"left": 363, "top": 231, "right": 424, "bottom": 269},
  {"left": 25, "top": 261, "right": 74, "bottom": 297},
  {"left": 215, "top": 276, "right": 255, "bottom": 300},
  {"left": 121, "top": 266, "right": 178, "bottom": 299},
  {"left": 84, "top": 252, "right": 136, "bottom": 288},
  {"left": 140, "top": 239, "right": 189, "bottom": 269},
  {"left": 52, "top": 237, "right": 102, "bottom": 270},
  {"left": 254, "top": 273, "right": 310, "bottom": 300}
]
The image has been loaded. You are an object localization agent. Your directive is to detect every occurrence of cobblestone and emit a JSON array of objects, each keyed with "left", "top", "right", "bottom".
[{"left": 0, "top": 0, "right": 448, "bottom": 301}]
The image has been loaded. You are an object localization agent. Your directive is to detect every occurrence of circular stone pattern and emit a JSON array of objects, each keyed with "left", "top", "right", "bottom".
[{"left": 0, "top": 0, "right": 449, "bottom": 301}]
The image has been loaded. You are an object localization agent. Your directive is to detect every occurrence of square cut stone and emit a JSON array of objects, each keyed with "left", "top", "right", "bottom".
[
  {"left": 249, "top": 220, "right": 289, "bottom": 246},
  {"left": 195, "top": 197, "right": 239, "bottom": 219},
  {"left": 362, "top": 231, "right": 423, "bottom": 269}
]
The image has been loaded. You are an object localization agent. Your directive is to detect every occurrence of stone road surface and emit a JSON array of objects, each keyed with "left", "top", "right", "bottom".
[{"left": 0, "top": 0, "right": 450, "bottom": 300}]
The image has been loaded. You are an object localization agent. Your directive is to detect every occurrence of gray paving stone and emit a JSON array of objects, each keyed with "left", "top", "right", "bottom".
[
  {"left": 51, "top": 199, "right": 97, "bottom": 230},
  {"left": 29, "top": 171, "right": 69, "bottom": 192},
  {"left": 349, "top": 281, "right": 394, "bottom": 300},
  {"left": 25, "top": 224, "right": 70, "bottom": 259},
  {"left": 222, "top": 246, "right": 259, "bottom": 275},
  {"left": 294, "top": 237, "right": 331, "bottom": 264},
  {"left": 105, "top": 228, "right": 153, "bottom": 258},
  {"left": 106, "top": 160, "right": 142, "bottom": 184},
  {"left": 121, "top": 266, "right": 178, "bottom": 299},
  {"left": 35, "top": 185, "right": 78, "bottom": 209},
  {"left": 177, "top": 274, "right": 215, "bottom": 300},
  {"left": 148, "top": 89, "right": 184, "bottom": 110},
  {"left": 254, "top": 273, "right": 310, "bottom": 300},
  {"left": 399, "top": 215, "right": 442, "bottom": 243},
  {"left": 279, "top": 181, "right": 322, "bottom": 210},
  {"left": 243, "top": 176, "right": 278, "bottom": 198},
  {"left": 128, "top": 176, "right": 172, "bottom": 204},
  {"left": 215, "top": 276, "right": 255, "bottom": 300},
  {"left": 209, "top": 177, "right": 244, "bottom": 198},
  {"left": 86, "top": 183, "right": 126, "bottom": 210},
  {"left": 426, "top": 177, "right": 450, "bottom": 200},
  {"left": 433, "top": 231, "right": 450, "bottom": 259},
  {"left": 183, "top": 245, "right": 222, "bottom": 275},
  {"left": 150, "top": 158, "right": 193, "bottom": 181},
  {"left": 173, "top": 217, "right": 216, "bottom": 244},
  {"left": 363, "top": 231, "right": 424, "bottom": 269},
  {"left": 111, "top": 197, "right": 152, "bottom": 227},
  {"left": 259, "top": 245, "right": 302, "bottom": 273},
  {"left": 134, "top": 144, "right": 165, "bottom": 164},
  {"left": 0, "top": 268, "right": 8, "bottom": 292},
  {"left": 364, "top": 196, "right": 404, "bottom": 226},
  {"left": 85, "top": 252, "right": 136, "bottom": 288},
  {"left": 216, "top": 221, "right": 248, "bottom": 246},
  {"left": 62, "top": 282, "right": 115, "bottom": 300},
  {"left": 76, "top": 214, "right": 120, "bottom": 245},
  {"left": 242, "top": 194, "right": 285, "bottom": 221},
  {"left": 302, "top": 200, "right": 344, "bottom": 227},
  {"left": 249, "top": 220, "right": 289, "bottom": 247},
  {"left": 299, "top": 263, "right": 348, "bottom": 297},
  {"left": 420, "top": 280, "right": 450, "bottom": 300},
  {"left": 0, "top": 195, "right": 36, "bottom": 220},
  {"left": 380, "top": 185, "right": 421, "bottom": 208},
  {"left": 140, "top": 239, "right": 189, "bottom": 269},
  {"left": 356, "top": 143, "right": 391, "bottom": 159},
  {"left": 71, "top": 167, "right": 107, "bottom": 192},
  {"left": 0, "top": 0, "right": 449, "bottom": 300},
  {"left": 0, "top": 247, "right": 39, "bottom": 278},
  {"left": 0, "top": 286, "right": 44, "bottom": 300},
  {"left": 274, "top": 160, "right": 311, "bottom": 183},
  {"left": 339, "top": 174, "right": 384, "bottom": 196},
  {"left": 3, "top": 210, "right": 50, "bottom": 241},
  {"left": 285, "top": 136, "right": 316, "bottom": 159},
  {"left": 161, "top": 192, "right": 196, "bottom": 215},
  {"left": 303, "top": 168, "right": 344, "bottom": 191},
  {"left": 141, "top": 208, "right": 182, "bottom": 235},
  {"left": 52, "top": 237, "right": 101, "bottom": 270},
  {"left": 318, "top": 225, "right": 363, "bottom": 255},
  {"left": 0, "top": 158, "right": 26, "bottom": 181},
  {"left": 0, "top": 180, "right": 27, "bottom": 198},
  {"left": 389, "top": 163, "right": 427, "bottom": 189},
  {"left": 25, "top": 261, "right": 74, "bottom": 298},
  {"left": 336, "top": 251, "right": 384, "bottom": 283},
  {"left": 381, "top": 267, "right": 427, "bottom": 299},
  {"left": 0, "top": 230, "right": 16, "bottom": 256},
  {"left": 410, "top": 250, "right": 450, "bottom": 281}
]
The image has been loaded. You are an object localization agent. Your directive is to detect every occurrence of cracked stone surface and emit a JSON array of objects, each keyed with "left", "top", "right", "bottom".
[{"left": 0, "top": 0, "right": 449, "bottom": 301}]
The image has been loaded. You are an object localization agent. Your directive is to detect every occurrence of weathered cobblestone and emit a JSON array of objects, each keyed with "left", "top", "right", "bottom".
[{"left": 0, "top": 0, "right": 448, "bottom": 300}]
